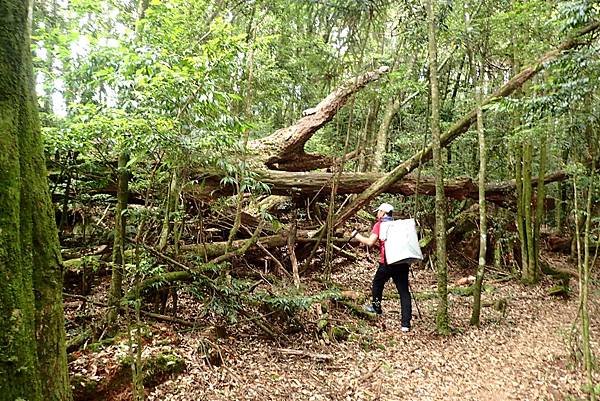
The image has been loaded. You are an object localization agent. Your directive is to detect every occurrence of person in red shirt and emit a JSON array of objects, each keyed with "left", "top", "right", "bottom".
[{"left": 352, "top": 203, "right": 412, "bottom": 332}]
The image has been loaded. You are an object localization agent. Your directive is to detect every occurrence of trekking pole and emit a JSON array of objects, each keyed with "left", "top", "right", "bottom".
[{"left": 409, "top": 268, "right": 422, "bottom": 320}]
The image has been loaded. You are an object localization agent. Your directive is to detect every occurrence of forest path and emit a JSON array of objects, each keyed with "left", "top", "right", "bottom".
[{"left": 148, "top": 260, "right": 599, "bottom": 401}]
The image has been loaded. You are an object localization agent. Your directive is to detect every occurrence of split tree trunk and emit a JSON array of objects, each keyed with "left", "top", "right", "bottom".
[{"left": 0, "top": 1, "right": 71, "bottom": 399}]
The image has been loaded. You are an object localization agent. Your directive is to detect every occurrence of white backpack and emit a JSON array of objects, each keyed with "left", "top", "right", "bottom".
[{"left": 379, "top": 219, "right": 423, "bottom": 265}]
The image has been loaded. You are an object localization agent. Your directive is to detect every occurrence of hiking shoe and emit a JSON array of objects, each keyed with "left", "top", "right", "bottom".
[
  {"left": 364, "top": 305, "right": 382, "bottom": 315},
  {"left": 401, "top": 326, "right": 410, "bottom": 333}
]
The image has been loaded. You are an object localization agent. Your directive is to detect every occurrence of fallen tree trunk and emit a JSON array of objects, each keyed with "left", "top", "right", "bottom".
[
  {"left": 192, "top": 170, "right": 568, "bottom": 207},
  {"left": 249, "top": 66, "right": 390, "bottom": 171},
  {"left": 332, "top": 21, "right": 599, "bottom": 228},
  {"left": 180, "top": 232, "right": 349, "bottom": 259}
]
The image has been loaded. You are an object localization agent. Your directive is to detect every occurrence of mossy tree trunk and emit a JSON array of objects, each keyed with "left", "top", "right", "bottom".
[
  {"left": 426, "top": 0, "right": 450, "bottom": 335},
  {"left": 107, "top": 150, "right": 129, "bottom": 328},
  {"left": 0, "top": 1, "right": 71, "bottom": 399}
]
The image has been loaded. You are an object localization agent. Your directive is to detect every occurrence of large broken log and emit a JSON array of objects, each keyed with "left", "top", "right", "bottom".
[
  {"left": 332, "top": 21, "right": 599, "bottom": 227},
  {"left": 192, "top": 170, "right": 568, "bottom": 207},
  {"left": 248, "top": 66, "right": 390, "bottom": 171}
]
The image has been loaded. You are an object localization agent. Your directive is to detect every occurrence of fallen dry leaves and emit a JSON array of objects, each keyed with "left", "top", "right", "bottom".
[{"left": 68, "top": 253, "right": 599, "bottom": 401}]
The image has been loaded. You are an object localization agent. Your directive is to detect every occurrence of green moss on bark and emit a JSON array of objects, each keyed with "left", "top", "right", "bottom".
[{"left": 0, "top": 0, "right": 71, "bottom": 399}]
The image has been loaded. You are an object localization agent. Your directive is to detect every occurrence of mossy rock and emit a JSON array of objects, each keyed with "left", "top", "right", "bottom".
[
  {"left": 119, "top": 351, "right": 186, "bottom": 387},
  {"left": 143, "top": 352, "right": 186, "bottom": 386}
]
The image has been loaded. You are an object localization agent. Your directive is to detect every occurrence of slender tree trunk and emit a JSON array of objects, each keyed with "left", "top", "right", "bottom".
[
  {"left": 227, "top": 9, "right": 257, "bottom": 251},
  {"left": 107, "top": 151, "right": 129, "bottom": 326},
  {"left": 514, "top": 143, "right": 529, "bottom": 277},
  {"left": 555, "top": 146, "right": 569, "bottom": 230},
  {"left": 426, "top": 0, "right": 450, "bottom": 335},
  {"left": 574, "top": 168, "right": 596, "bottom": 400},
  {"left": 0, "top": 1, "right": 71, "bottom": 399},
  {"left": 158, "top": 170, "right": 180, "bottom": 251},
  {"left": 357, "top": 99, "right": 380, "bottom": 172},
  {"left": 372, "top": 98, "right": 400, "bottom": 172},
  {"left": 522, "top": 140, "right": 537, "bottom": 283},
  {"left": 106, "top": 0, "right": 149, "bottom": 329},
  {"left": 471, "top": 65, "right": 486, "bottom": 327},
  {"left": 288, "top": 218, "right": 300, "bottom": 289},
  {"left": 582, "top": 162, "right": 596, "bottom": 400},
  {"left": 533, "top": 132, "right": 547, "bottom": 274}
]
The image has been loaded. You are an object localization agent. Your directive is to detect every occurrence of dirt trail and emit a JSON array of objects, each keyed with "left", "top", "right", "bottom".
[{"left": 146, "top": 272, "right": 598, "bottom": 401}]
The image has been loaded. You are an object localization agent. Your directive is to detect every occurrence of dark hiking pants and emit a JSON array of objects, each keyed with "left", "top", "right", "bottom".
[{"left": 372, "top": 262, "right": 412, "bottom": 328}]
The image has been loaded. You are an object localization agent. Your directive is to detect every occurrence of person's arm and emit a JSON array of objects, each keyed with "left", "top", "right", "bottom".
[{"left": 351, "top": 229, "right": 378, "bottom": 247}]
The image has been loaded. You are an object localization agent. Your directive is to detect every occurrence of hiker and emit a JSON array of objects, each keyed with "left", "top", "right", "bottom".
[{"left": 352, "top": 202, "right": 412, "bottom": 332}]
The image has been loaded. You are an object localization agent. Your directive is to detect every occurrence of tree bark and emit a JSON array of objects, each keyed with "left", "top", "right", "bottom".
[
  {"left": 533, "top": 133, "right": 547, "bottom": 278},
  {"left": 580, "top": 160, "right": 596, "bottom": 399},
  {"left": 158, "top": 169, "right": 181, "bottom": 251},
  {"left": 0, "top": 1, "right": 71, "bottom": 399},
  {"left": 522, "top": 140, "right": 536, "bottom": 284},
  {"left": 288, "top": 219, "right": 300, "bottom": 289}
]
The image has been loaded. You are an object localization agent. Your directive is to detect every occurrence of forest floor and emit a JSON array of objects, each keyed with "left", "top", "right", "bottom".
[{"left": 67, "top": 251, "right": 599, "bottom": 401}]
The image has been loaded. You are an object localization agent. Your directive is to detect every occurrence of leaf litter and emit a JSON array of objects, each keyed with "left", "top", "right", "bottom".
[{"left": 67, "top": 252, "right": 599, "bottom": 401}]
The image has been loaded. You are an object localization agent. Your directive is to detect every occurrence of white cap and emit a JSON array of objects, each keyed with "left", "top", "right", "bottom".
[{"left": 376, "top": 203, "right": 394, "bottom": 213}]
